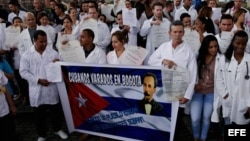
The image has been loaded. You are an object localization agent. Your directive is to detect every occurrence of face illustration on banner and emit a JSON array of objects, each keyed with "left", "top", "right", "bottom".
[
  {"left": 138, "top": 72, "right": 163, "bottom": 115},
  {"left": 143, "top": 75, "right": 156, "bottom": 102}
]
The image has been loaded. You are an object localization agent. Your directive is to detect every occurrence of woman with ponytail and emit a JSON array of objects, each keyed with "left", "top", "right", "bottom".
[{"left": 107, "top": 30, "right": 129, "bottom": 64}]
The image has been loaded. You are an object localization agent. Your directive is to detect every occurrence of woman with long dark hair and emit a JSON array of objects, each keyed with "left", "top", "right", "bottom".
[{"left": 190, "top": 35, "right": 221, "bottom": 141}]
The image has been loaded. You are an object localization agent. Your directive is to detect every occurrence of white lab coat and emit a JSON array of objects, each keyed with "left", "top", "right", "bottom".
[
  {"left": 0, "top": 70, "right": 9, "bottom": 117},
  {"left": 55, "top": 32, "right": 77, "bottom": 51},
  {"left": 19, "top": 46, "right": 60, "bottom": 107},
  {"left": 4, "top": 25, "right": 21, "bottom": 69},
  {"left": 0, "top": 23, "right": 7, "bottom": 51},
  {"left": 18, "top": 26, "right": 53, "bottom": 56},
  {"left": 79, "top": 13, "right": 88, "bottom": 21},
  {"left": 148, "top": 40, "right": 197, "bottom": 107},
  {"left": 72, "top": 20, "right": 80, "bottom": 30},
  {"left": 138, "top": 12, "right": 147, "bottom": 28},
  {"left": 107, "top": 50, "right": 119, "bottom": 64},
  {"left": 39, "top": 25, "right": 57, "bottom": 44},
  {"left": 8, "top": 10, "right": 27, "bottom": 23},
  {"left": 231, "top": 24, "right": 250, "bottom": 33},
  {"left": 140, "top": 17, "right": 171, "bottom": 65},
  {"left": 215, "top": 34, "right": 228, "bottom": 54},
  {"left": 210, "top": 54, "right": 223, "bottom": 122},
  {"left": 84, "top": 45, "right": 107, "bottom": 64},
  {"left": 215, "top": 53, "right": 250, "bottom": 124}
]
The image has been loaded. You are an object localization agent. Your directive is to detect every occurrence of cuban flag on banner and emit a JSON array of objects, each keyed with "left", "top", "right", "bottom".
[{"left": 63, "top": 76, "right": 110, "bottom": 127}]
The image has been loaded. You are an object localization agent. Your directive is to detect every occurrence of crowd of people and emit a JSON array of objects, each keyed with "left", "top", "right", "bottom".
[{"left": 0, "top": 0, "right": 250, "bottom": 141}]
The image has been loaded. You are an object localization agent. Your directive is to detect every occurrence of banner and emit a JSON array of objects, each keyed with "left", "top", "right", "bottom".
[{"left": 57, "top": 63, "right": 178, "bottom": 141}]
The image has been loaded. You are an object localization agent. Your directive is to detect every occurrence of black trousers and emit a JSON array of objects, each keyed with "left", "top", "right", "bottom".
[
  {"left": 14, "top": 69, "right": 29, "bottom": 104},
  {"left": 0, "top": 113, "right": 16, "bottom": 141},
  {"left": 34, "top": 103, "right": 63, "bottom": 138},
  {"left": 174, "top": 107, "right": 193, "bottom": 141}
]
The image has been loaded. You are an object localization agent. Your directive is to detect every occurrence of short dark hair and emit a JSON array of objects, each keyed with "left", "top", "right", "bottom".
[
  {"left": 180, "top": 13, "right": 191, "bottom": 21},
  {"left": 99, "top": 14, "right": 106, "bottom": 21},
  {"left": 50, "top": 0, "right": 56, "bottom": 4},
  {"left": 82, "top": 29, "right": 95, "bottom": 40},
  {"left": 8, "top": 0, "right": 20, "bottom": 7},
  {"left": 55, "top": 3, "right": 66, "bottom": 12},
  {"left": 143, "top": 72, "right": 158, "bottom": 88},
  {"left": 88, "top": 5, "right": 99, "bottom": 13},
  {"left": 12, "top": 16, "right": 22, "bottom": 24},
  {"left": 68, "top": 7, "right": 77, "bottom": 14},
  {"left": 116, "top": 10, "right": 122, "bottom": 17},
  {"left": 88, "top": 1, "right": 98, "bottom": 10},
  {"left": 33, "top": 30, "right": 47, "bottom": 40},
  {"left": 152, "top": 2, "right": 164, "bottom": 9},
  {"left": 220, "top": 14, "right": 233, "bottom": 23},
  {"left": 225, "top": 30, "right": 248, "bottom": 62},
  {"left": 63, "top": 15, "right": 73, "bottom": 23},
  {"left": 166, "top": 1, "right": 173, "bottom": 7},
  {"left": 170, "top": 20, "right": 184, "bottom": 31},
  {"left": 37, "top": 12, "right": 49, "bottom": 25}
]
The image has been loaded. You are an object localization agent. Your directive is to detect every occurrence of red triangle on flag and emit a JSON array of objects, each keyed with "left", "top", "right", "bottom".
[{"left": 63, "top": 74, "right": 109, "bottom": 128}]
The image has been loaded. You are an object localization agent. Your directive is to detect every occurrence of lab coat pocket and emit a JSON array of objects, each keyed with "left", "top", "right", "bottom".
[
  {"left": 238, "top": 99, "right": 247, "bottom": 112},
  {"left": 223, "top": 97, "right": 232, "bottom": 108}
]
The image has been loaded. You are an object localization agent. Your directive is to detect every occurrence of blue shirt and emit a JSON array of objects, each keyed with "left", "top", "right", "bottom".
[{"left": 0, "top": 59, "right": 14, "bottom": 95}]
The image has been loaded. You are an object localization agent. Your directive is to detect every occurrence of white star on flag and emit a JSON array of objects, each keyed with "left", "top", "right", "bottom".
[{"left": 75, "top": 93, "right": 87, "bottom": 108}]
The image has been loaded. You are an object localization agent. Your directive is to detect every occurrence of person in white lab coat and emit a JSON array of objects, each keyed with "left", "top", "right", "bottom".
[
  {"left": 55, "top": 16, "right": 77, "bottom": 51},
  {"left": 8, "top": 0, "right": 27, "bottom": 24},
  {"left": 215, "top": 14, "right": 234, "bottom": 54},
  {"left": 6, "top": 17, "right": 27, "bottom": 102},
  {"left": 0, "top": 70, "right": 17, "bottom": 141},
  {"left": 78, "top": 1, "right": 88, "bottom": 21},
  {"left": 79, "top": 29, "right": 106, "bottom": 64},
  {"left": 216, "top": 30, "right": 250, "bottom": 125},
  {"left": 18, "top": 12, "right": 53, "bottom": 56},
  {"left": 19, "top": 30, "right": 68, "bottom": 141},
  {"left": 37, "top": 12, "right": 56, "bottom": 44},
  {"left": 78, "top": 28, "right": 106, "bottom": 141},
  {"left": 140, "top": 2, "right": 171, "bottom": 64},
  {"left": 107, "top": 30, "right": 146, "bottom": 65},
  {"left": 148, "top": 20, "right": 197, "bottom": 141},
  {"left": 231, "top": 8, "right": 249, "bottom": 33},
  {"left": 107, "top": 30, "right": 128, "bottom": 64},
  {"left": 190, "top": 35, "right": 221, "bottom": 141},
  {"left": 68, "top": 7, "right": 80, "bottom": 29}
]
